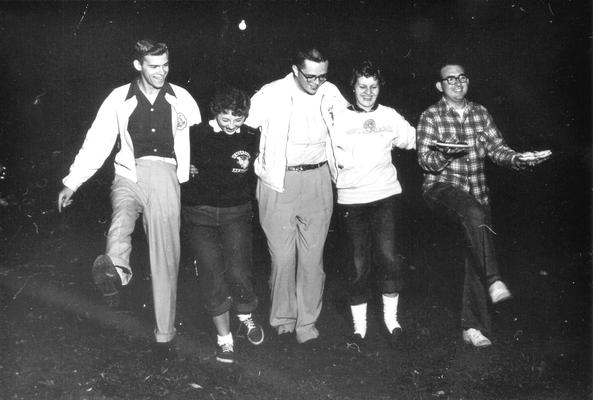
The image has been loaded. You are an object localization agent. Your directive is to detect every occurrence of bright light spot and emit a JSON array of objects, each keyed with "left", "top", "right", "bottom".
[{"left": 238, "top": 19, "right": 247, "bottom": 31}]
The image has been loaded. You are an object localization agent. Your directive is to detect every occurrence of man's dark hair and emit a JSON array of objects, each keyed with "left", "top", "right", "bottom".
[
  {"left": 350, "top": 60, "right": 385, "bottom": 88},
  {"left": 133, "top": 39, "right": 168, "bottom": 63},
  {"left": 292, "top": 46, "right": 328, "bottom": 69},
  {"left": 209, "top": 87, "right": 251, "bottom": 118},
  {"left": 438, "top": 62, "right": 466, "bottom": 80}
]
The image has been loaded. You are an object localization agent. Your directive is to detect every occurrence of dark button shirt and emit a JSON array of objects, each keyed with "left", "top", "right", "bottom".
[{"left": 127, "top": 81, "right": 175, "bottom": 159}]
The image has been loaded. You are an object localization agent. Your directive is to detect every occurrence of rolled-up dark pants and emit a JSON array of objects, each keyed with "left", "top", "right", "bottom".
[
  {"left": 423, "top": 183, "right": 501, "bottom": 334},
  {"left": 183, "top": 202, "right": 258, "bottom": 317},
  {"left": 339, "top": 195, "right": 405, "bottom": 306}
]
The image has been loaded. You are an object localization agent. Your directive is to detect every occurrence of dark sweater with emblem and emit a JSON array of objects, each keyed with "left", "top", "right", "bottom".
[{"left": 181, "top": 121, "right": 260, "bottom": 207}]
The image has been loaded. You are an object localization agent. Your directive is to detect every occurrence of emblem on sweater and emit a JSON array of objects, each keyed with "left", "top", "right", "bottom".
[
  {"left": 363, "top": 119, "right": 377, "bottom": 133},
  {"left": 176, "top": 113, "right": 187, "bottom": 130},
  {"left": 231, "top": 150, "right": 250, "bottom": 173}
]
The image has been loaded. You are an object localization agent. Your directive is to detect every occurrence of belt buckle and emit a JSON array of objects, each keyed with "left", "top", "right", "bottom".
[{"left": 295, "top": 165, "right": 305, "bottom": 172}]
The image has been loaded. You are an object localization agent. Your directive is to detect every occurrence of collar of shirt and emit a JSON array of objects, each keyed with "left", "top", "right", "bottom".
[
  {"left": 208, "top": 119, "right": 241, "bottom": 134},
  {"left": 437, "top": 97, "right": 475, "bottom": 117},
  {"left": 348, "top": 102, "right": 379, "bottom": 113},
  {"left": 125, "top": 80, "right": 176, "bottom": 101}
]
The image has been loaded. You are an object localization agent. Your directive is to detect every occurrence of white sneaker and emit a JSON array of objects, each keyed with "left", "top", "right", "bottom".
[
  {"left": 462, "top": 328, "right": 492, "bottom": 348},
  {"left": 489, "top": 280, "right": 512, "bottom": 304}
]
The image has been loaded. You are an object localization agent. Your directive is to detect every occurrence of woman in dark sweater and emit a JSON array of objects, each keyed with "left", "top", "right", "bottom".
[{"left": 181, "top": 87, "right": 262, "bottom": 364}]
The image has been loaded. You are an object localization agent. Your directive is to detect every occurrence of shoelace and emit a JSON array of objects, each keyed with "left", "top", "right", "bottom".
[
  {"left": 243, "top": 318, "right": 256, "bottom": 331},
  {"left": 220, "top": 343, "right": 233, "bottom": 352}
]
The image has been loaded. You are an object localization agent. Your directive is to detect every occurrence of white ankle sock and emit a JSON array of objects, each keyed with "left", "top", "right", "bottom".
[
  {"left": 383, "top": 293, "right": 401, "bottom": 333},
  {"left": 351, "top": 303, "right": 367, "bottom": 338},
  {"left": 237, "top": 313, "right": 251, "bottom": 322},
  {"left": 217, "top": 333, "right": 233, "bottom": 346}
]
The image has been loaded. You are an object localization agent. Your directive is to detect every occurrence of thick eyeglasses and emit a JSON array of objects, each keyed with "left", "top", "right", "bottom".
[
  {"left": 298, "top": 68, "right": 328, "bottom": 83},
  {"left": 441, "top": 74, "right": 469, "bottom": 85}
]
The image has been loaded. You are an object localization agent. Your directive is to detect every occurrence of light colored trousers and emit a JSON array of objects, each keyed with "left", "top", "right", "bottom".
[
  {"left": 256, "top": 165, "right": 333, "bottom": 343},
  {"left": 106, "top": 159, "right": 180, "bottom": 343}
]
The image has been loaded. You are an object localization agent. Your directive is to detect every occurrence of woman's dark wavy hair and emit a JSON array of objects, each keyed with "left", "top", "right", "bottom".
[
  {"left": 209, "top": 87, "right": 251, "bottom": 118},
  {"left": 349, "top": 60, "right": 385, "bottom": 88}
]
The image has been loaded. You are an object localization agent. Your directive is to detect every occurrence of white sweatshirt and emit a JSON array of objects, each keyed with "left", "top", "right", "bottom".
[{"left": 332, "top": 104, "right": 416, "bottom": 204}]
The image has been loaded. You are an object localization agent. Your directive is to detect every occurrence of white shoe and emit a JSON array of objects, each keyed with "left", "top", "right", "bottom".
[
  {"left": 489, "top": 280, "right": 512, "bottom": 304},
  {"left": 462, "top": 328, "right": 492, "bottom": 348}
]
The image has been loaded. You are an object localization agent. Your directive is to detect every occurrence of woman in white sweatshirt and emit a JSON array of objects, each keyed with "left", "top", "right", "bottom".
[{"left": 332, "top": 60, "right": 416, "bottom": 347}]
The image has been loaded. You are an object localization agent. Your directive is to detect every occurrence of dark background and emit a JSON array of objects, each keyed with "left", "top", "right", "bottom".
[
  {"left": 0, "top": 0, "right": 591, "bottom": 254},
  {"left": 0, "top": 0, "right": 590, "bottom": 282}
]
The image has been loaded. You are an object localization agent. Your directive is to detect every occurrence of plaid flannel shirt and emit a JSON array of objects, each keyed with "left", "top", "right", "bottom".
[{"left": 416, "top": 97, "right": 518, "bottom": 205}]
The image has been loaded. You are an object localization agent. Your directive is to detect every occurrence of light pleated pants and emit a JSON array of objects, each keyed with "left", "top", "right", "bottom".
[
  {"left": 106, "top": 159, "right": 180, "bottom": 343},
  {"left": 256, "top": 165, "right": 333, "bottom": 343}
]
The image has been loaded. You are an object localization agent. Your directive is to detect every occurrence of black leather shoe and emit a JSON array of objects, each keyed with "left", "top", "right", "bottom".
[
  {"left": 92, "top": 255, "right": 122, "bottom": 308},
  {"left": 387, "top": 327, "right": 403, "bottom": 348},
  {"left": 151, "top": 341, "right": 177, "bottom": 362},
  {"left": 276, "top": 332, "right": 294, "bottom": 354},
  {"left": 345, "top": 333, "right": 365, "bottom": 352}
]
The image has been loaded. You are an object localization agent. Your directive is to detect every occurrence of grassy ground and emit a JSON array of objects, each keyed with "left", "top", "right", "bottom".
[{"left": 0, "top": 182, "right": 590, "bottom": 399}]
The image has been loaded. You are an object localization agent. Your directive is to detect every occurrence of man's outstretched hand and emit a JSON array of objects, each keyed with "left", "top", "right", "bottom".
[
  {"left": 513, "top": 150, "right": 552, "bottom": 169},
  {"left": 58, "top": 186, "right": 74, "bottom": 212}
]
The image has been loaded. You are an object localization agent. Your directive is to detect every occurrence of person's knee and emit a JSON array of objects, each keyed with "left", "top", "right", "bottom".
[{"left": 464, "top": 204, "right": 487, "bottom": 226}]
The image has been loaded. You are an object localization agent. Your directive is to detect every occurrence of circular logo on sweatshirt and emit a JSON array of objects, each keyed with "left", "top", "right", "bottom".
[
  {"left": 363, "top": 118, "right": 376, "bottom": 133},
  {"left": 176, "top": 113, "right": 187, "bottom": 130}
]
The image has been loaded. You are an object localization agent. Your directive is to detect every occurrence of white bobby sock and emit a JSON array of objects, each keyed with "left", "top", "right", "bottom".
[
  {"left": 351, "top": 303, "right": 367, "bottom": 338},
  {"left": 237, "top": 313, "right": 251, "bottom": 322},
  {"left": 383, "top": 293, "right": 401, "bottom": 333},
  {"left": 217, "top": 332, "right": 234, "bottom": 346}
]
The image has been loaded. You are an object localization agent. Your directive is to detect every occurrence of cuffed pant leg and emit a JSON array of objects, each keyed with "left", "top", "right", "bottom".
[
  {"left": 340, "top": 204, "right": 372, "bottom": 306},
  {"left": 222, "top": 204, "right": 258, "bottom": 314},
  {"left": 139, "top": 160, "right": 180, "bottom": 343},
  {"left": 107, "top": 175, "right": 142, "bottom": 285},
  {"left": 183, "top": 206, "right": 231, "bottom": 317},
  {"left": 373, "top": 196, "right": 404, "bottom": 294},
  {"left": 424, "top": 184, "right": 498, "bottom": 332},
  {"left": 294, "top": 166, "right": 332, "bottom": 343},
  {"left": 461, "top": 252, "right": 492, "bottom": 332},
  {"left": 257, "top": 181, "right": 297, "bottom": 332}
]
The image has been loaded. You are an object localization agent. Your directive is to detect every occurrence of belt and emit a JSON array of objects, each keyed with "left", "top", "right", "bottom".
[{"left": 286, "top": 161, "right": 327, "bottom": 172}]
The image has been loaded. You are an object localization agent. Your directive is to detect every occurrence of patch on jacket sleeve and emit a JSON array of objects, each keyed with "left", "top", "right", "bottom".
[{"left": 176, "top": 113, "right": 187, "bottom": 130}]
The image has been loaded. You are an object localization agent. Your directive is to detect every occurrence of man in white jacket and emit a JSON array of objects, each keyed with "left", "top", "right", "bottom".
[
  {"left": 246, "top": 46, "right": 347, "bottom": 345},
  {"left": 57, "top": 39, "right": 201, "bottom": 359}
]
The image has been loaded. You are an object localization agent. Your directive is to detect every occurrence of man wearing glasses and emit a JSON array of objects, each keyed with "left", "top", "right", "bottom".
[
  {"left": 246, "top": 46, "right": 347, "bottom": 346},
  {"left": 416, "top": 63, "right": 550, "bottom": 348}
]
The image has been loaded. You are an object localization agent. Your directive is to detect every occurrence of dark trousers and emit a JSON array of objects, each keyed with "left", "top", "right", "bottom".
[
  {"left": 339, "top": 195, "right": 405, "bottom": 306},
  {"left": 423, "top": 183, "right": 501, "bottom": 333},
  {"left": 183, "top": 202, "right": 258, "bottom": 317}
]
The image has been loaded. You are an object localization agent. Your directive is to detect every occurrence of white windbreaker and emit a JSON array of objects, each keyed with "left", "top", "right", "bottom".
[
  {"left": 246, "top": 73, "right": 348, "bottom": 192},
  {"left": 62, "top": 82, "right": 201, "bottom": 192}
]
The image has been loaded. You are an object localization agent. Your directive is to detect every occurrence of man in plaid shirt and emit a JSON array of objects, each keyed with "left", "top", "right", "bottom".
[{"left": 417, "top": 63, "right": 549, "bottom": 347}]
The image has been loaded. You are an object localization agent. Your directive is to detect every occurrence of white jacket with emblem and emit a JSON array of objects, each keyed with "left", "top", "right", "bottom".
[
  {"left": 246, "top": 73, "right": 348, "bottom": 192},
  {"left": 62, "top": 82, "right": 201, "bottom": 192}
]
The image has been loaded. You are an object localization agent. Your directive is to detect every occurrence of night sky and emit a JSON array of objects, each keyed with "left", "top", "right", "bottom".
[{"left": 0, "top": 0, "right": 590, "bottom": 253}]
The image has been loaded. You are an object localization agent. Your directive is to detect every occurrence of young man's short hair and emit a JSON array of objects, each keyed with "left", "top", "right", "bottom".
[
  {"left": 293, "top": 46, "right": 328, "bottom": 69},
  {"left": 133, "top": 39, "right": 168, "bottom": 63},
  {"left": 438, "top": 62, "right": 466, "bottom": 80}
]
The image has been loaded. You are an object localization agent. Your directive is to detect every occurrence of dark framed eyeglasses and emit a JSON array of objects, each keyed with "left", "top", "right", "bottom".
[
  {"left": 441, "top": 74, "right": 469, "bottom": 85},
  {"left": 297, "top": 68, "right": 328, "bottom": 83}
]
